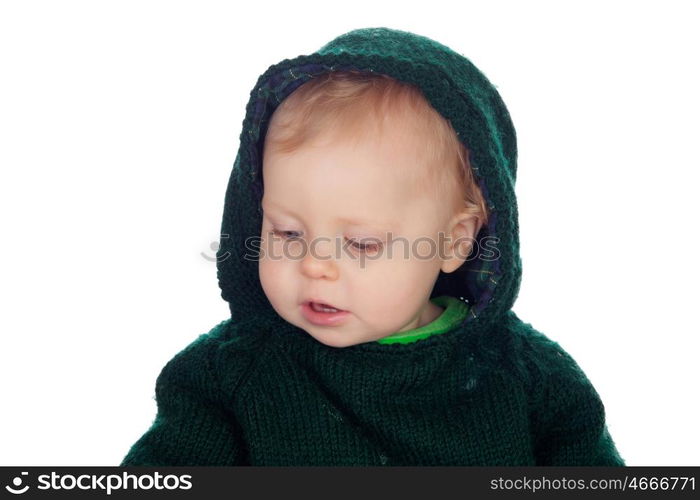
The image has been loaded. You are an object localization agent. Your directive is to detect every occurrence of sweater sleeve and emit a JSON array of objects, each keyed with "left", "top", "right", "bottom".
[
  {"left": 120, "top": 325, "right": 249, "bottom": 466},
  {"left": 525, "top": 334, "right": 625, "bottom": 466}
]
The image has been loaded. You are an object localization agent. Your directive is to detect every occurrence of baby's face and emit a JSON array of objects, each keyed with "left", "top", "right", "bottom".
[{"left": 259, "top": 123, "right": 457, "bottom": 348}]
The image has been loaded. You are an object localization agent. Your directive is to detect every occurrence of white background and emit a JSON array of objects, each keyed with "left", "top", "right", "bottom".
[{"left": 1, "top": 0, "right": 698, "bottom": 466}]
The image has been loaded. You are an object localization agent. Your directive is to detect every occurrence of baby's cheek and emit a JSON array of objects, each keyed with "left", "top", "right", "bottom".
[
  {"left": 357, "top": 261, "right": 421, "bottom": 314},
  {"left": 395, "top": 255, "right": 439, "bottom": 299},
  {"left": 259, "top": 254, "right": 288, "bottom": 302}
]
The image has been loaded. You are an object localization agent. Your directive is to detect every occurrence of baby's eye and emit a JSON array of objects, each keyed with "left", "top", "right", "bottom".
[
  {"left": 348, "top": 238, "right": 382, "bottom": 253},
  {"left": 271, "top": 229, "right": 302, "bottom": 240}
]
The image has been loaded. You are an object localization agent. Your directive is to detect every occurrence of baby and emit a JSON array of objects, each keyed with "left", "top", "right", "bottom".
[
  {"left": 258, "top": 68, "right": 486, "bottom": 348},
  {"left": 120, "top": 27, "right": 625, "bottom": 466}
]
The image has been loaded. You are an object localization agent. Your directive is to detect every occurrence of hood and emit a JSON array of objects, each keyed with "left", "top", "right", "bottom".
[{"left": 216, "top": 27, "right": 521, "bottom": 338}]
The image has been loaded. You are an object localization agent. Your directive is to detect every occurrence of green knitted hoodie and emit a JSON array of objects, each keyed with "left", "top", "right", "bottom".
[{"left": 120, "top": 27, "right": 625, "bottom": 466}]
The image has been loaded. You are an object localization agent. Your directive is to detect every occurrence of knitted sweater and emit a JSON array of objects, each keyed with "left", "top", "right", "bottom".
[{"left": 120, "top": 27, "right": 625, "bottom": 466}]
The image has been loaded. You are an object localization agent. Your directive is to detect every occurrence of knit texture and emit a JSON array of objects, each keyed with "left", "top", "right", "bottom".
[{"left": 120, "top": 27, "right": 624, "bottom": 466}]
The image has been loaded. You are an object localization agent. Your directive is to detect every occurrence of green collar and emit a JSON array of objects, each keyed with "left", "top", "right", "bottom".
[{"left": 375, "top": 295, "right": 470, "bottom": 345}]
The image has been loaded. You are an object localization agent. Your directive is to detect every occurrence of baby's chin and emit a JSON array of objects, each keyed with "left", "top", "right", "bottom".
[{"left": 300, "top": 325, "right": 384, "bottom": 348}]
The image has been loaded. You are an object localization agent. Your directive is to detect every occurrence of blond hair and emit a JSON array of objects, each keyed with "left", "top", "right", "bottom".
[{"left": 262, "top": 70, "right": 489, "bottom": 234}]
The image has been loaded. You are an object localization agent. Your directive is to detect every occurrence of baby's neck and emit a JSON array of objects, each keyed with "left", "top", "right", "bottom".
[{"left": 419, "top": 301, "right": 444, "bottom": 328}]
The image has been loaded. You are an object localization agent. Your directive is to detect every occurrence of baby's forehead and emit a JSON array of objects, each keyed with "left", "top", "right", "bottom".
[
  {"left": 262, "top": 161, "right": 447, "bottom": 235},
  {"left": 263, "top": 100, "right": 450, "bottom": 207},
  {"left": 267, "top": 131, "right": 439, "bottom": 192}
]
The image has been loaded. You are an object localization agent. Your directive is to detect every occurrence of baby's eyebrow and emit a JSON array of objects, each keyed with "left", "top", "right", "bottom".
[
  {"left": 336, "top": 216, "right": 396, "bottom": 232},
  {"left": 262, "top": 202, "right": 397, "bottom": 232}
]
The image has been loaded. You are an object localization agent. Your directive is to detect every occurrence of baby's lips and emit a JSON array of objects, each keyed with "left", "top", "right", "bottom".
[{"left": 305, "top": 299, "right": 347, "bottom": 312}]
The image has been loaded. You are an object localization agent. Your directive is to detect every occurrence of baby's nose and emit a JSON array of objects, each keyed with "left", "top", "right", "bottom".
[{"left": 301, "top": 237, "right": 339, "bottom": 279}]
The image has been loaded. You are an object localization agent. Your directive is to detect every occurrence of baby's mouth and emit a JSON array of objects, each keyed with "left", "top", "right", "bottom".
[{"left": 307, "top": 301, "right": 345, "bottom": 313}]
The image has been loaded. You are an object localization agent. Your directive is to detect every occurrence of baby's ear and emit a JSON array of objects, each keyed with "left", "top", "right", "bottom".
[{"left": 440, "top": 210, "right": 478, "bottom": 274}]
